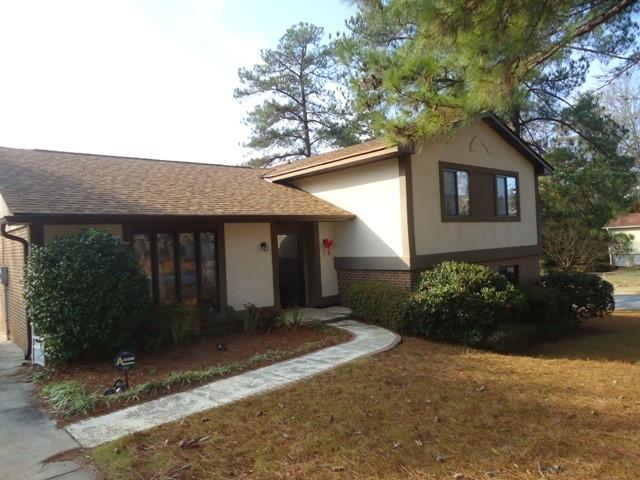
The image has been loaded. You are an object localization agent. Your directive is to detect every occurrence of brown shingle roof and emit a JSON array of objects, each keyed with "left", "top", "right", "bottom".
[
  {"left": 263, "top": 138, "right": 400, "bottom": 179},
  {"left": 0, "top": 147, "right": 353, "bottom": 220},
  {"left": 606, "top": 213, "right": 640, "bottom": 228}
]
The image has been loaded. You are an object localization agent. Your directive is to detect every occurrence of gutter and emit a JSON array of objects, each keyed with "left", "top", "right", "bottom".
[{"left": 0, "top": 224, "right": 31, "bottom": 359}]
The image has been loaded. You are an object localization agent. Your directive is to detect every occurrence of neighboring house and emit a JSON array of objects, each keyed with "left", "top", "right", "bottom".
[
  {"left": 0, "top": 114, "right": 551, "bottom": 355},
  {"left": 604, "top": 213, "right": 640, "bottom": 267}
]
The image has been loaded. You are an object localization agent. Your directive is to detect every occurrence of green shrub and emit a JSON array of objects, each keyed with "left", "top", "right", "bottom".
[
  {"left": 25, "top": 229, "right": 151, "bottom": 365},
  {"left": 243, "top": 303, "right": 259, "bottom": 333},
  {"left": 138, "top": 306, "right": 202, "bottom": 349},
  {"left": 347, "top": 281, "right": 408, "bottom": 332},
  {"left": 258, "top": 306, "right": 284, "bottom": 332},
  {"left": 287, "top": 306, "right": 304, "bottom": 328},
  {"left": 542, "top": 271, "right": 614, "bottom": 318},
  {"left": 41, "top": 380, "right": 99, "bottom": 417},
  {"left": 520, "top": 286, "right": 581, "bottom": 337},
  {"left": 484, "top": 323, "right": 543, "bottom": 353},
  {"left": 404, "top": 262, "right": 524, "bottom": 346}
]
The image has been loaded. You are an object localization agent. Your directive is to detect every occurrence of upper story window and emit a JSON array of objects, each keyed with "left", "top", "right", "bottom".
[
  {"left": 442, "top": 168, "right": 470, "bottom": 216},
  {"left": 440, "top": 162, "right": 521, "bottom": 222},
  {"left": 496, "top": 174, "right": 519, "bottom": 217}
]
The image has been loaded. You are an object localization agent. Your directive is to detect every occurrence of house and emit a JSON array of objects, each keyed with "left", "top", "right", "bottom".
[
  {"left": 0, "top": 114, "right": 552, "bottom": 356},
  {"left": 604, "top": 213, "right": 640, "bottom": 266}
]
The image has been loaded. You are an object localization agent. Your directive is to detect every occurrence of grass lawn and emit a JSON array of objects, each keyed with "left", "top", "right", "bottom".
[
  {"left": 90, "top": 314, "right": 640, "bottom": 480},
  {"left": 600, "top": 268, "right": 640, "bottom": 292}
]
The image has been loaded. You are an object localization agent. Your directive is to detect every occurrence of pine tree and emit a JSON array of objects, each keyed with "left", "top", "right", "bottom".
[
  {"left": 235, "top": 23, "right": 370, "bottom": 167},
  {"left": 340, "top": 0, "right": 639, "bottom": 149}
]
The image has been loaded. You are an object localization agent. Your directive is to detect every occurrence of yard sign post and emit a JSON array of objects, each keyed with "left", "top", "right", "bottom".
[{"left": 114, "top": 351, "right": 135, "bottom": 388}]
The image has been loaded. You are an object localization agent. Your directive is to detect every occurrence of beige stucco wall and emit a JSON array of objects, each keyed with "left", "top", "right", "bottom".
[
  {"left": 0, "top": 194, "right": 10, "bottom": 219},
  {"left": 412, "top": 121, "right": 539, "bottom": 255},
  {"left": 224, "top": 223, "right": 274, "bottom": 310},
  {"left": 43, "top": 224, "right": 123, "bottom": 245},
  {"left": 318, "top": 222, "right": 338, "bottom": 297},
  {"left": 608, "top": 227, "right": 640, "bottom": 252},
  {"left": 294, "top": 158, "right": 407, "bottom": 260}
]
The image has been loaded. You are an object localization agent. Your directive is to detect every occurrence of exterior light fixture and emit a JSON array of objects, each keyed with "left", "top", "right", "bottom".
[{"left": 260, "top": 242, "right": 269, "bottom": 252}]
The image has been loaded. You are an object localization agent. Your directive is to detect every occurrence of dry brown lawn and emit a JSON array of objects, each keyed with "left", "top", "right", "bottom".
[{"left": 90, "top": 313, "right": 640, "bottom": 480}]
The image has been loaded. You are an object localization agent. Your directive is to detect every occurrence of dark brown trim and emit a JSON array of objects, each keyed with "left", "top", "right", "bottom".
[
  {"left": 309, "top": 222, "right": 323, "bottom": 306},
  {"left": 411, "top": 245, "right": 540, "bottom": 270},
  {"left": 1, "top": 213, "right": 354, "bottom": 225},
  {"left": 334, "top": 256, "right": 412, "bottom": 271},
  {"left": 335, "top": 245, "right": 540, "bottom": 271},
  {"left": 398, "top": 155, "right": 416, "bottom": 257},
  {"left": 534, "top": 174, "right": 542, "bottom": 247},
  {"left": 150, "top": 233, "right": 160, "bottom": 303},
  {"left": 438, "top": 161, "right": 521, "bottom": 223},
  {"left": 480, "top": 114, "right": 553, "bottom": 175},
  {"left": 265, "top": 143, "right": 415, "bottom": 182},
  {"left": 29, "top": 224, "right": 44, "bottom": 247},
  {"left": 270, "top": 223, "right": 280, "bottom": 309},
  {"left": 217, "top": 224, "right": 228, "bottom": 312}
]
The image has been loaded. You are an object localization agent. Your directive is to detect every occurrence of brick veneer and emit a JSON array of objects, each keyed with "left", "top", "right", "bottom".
[
  {"left": 479, "top": 255, "right": 541, "bottom": 285},
  {"left": 0, "top": 225, "right": 30, "bottom": 352},
  {"left": 337, "top": 255, "right": 540, "bottom": 304}
]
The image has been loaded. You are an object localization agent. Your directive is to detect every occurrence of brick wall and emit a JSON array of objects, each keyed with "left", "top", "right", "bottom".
[
  {"left": 337, "top": 269, "right": 422, "bottom": 304},
  {"left": 337, "top": 254, "right": 540, "bottom": 304},
  {"left": 0, "top": 225, "right": 29, "bottom": 353},
  {"left": 480, "top": 255, "right": 540, "bottom": 285}
]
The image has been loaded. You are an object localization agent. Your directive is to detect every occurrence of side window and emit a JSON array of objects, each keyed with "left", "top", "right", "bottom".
[
  {"left": 443, "top": 168, "right": 470, "bottom": 216},
  {"left": 496, "top": 174, "right": 519, "bottom": 217},
  {"left": 498, "top": 265, "right": 519, "bottom": 284}
]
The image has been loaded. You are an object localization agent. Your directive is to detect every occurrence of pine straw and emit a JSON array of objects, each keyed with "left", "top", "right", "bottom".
[{"left": 91, "top": 313, "right": 640, "bottom": 480}]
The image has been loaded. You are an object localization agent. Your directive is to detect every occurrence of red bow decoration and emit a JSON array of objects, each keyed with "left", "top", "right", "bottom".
[{"left": 322, "top": 238, "right": 334, "bottom": 255}]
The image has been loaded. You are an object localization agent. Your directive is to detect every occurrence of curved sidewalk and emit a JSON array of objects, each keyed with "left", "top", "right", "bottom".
[{"left": 66, "top": 320, "right": 400, "bottom": 448}]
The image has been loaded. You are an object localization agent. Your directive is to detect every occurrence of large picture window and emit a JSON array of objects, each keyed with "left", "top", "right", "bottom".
[{"left": 132, "top": 230, "right": 219, "bottom": 310}]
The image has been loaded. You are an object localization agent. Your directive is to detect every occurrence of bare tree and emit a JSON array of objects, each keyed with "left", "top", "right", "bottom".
[{"left": 601, "top": 72, "right": 640, "bottom": 164}]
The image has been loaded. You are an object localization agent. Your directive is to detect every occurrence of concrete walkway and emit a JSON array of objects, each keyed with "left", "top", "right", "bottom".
[
  {"left": 67, "top": 319, "right": 400, "bottom": 448},
  {"left": 614, "top": 294, "right": 640, "bottom": 311},
  {"left": 0, "top": 341, "right": 94, "bottom": 480}
]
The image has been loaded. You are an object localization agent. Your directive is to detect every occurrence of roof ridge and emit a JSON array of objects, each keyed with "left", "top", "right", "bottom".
[{"left": 0, "top": 146, "right": 262, "bottom": 170}]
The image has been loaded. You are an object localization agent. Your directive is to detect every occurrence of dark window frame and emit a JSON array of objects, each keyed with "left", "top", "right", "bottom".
[
  {"left": 495, "top": 174, "right": 520, "bottom": 218},
  {"left": 130, "top": 226, "right": 222, "bottom": 311},
  {"left": 442, "top": 168, "right": 471, "bottom": 217},
  {"left": 439, "top": 161, "right": 521, "bottom": 222},
  {"left": 498, "top": 264, "right": 520, "bottom": 285}
]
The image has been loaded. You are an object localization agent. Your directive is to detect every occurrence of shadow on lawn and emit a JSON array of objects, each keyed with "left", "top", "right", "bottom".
[{"left": 527, "top": 313, "right": 640, "bottom": 363}]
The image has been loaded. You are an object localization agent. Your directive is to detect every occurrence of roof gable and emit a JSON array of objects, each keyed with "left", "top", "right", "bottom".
[{"left": 264, "top": 114, "right": 552, "bottom": 182}]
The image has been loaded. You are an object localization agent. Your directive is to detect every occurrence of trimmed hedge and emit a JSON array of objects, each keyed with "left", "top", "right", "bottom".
[
  {"left": 25, "top": 229, "right": 151, "bottom": 364},
  {"left": 404, "top": 262, "right": 524, "bottom": 346},
  {"left": 347, "top": 281, "right": 408, "bottom": 332},
  {"left": 348, "top": 262, "right": 606, "bottom": 353},
  {"left": 542, "top": 271, "right": 614, "bottom": 318}
]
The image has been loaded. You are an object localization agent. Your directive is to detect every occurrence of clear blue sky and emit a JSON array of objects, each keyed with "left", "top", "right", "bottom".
[{"left": 0, "top": 0, "right": 356, "bottom": 164}]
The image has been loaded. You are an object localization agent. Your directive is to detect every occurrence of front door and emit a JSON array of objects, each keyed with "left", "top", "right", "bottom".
[{"left": 277, "top": 231, "right": 306, "bottom": 308}]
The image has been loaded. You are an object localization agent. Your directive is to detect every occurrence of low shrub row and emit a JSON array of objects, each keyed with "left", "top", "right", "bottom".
[{"left": 347, "top": 262, "right": 614, "bottom": 353}]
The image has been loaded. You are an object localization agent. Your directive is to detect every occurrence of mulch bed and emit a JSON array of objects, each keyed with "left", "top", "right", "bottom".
[{"left": 35, "top": 325, "right": 352, "bottom": 423}]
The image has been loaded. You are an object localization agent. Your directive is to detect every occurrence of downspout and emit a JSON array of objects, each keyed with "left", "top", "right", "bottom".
[{"left": 0, "top": 224, "right": 31, "bottom": 359}]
